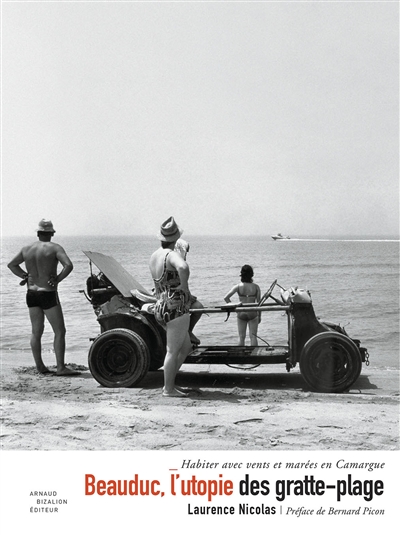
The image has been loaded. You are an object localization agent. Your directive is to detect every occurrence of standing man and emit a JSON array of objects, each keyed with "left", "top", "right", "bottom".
[{"left": 7, "top": 219, "right": 80, "bottom": 376}]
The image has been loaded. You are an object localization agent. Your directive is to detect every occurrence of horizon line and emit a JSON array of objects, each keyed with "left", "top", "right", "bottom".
[{"left": 2, "top": 233, "right": 400, "bottom": 239}]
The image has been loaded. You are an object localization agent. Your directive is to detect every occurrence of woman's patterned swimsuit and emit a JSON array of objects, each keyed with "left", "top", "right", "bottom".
[{"left": 153, "top": 251, "right": 191, "bottom": 326}]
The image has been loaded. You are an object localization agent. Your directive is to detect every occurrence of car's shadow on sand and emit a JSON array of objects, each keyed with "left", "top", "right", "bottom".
[{"left": 138, "top": 368, "right": 378, "bottom": 394}]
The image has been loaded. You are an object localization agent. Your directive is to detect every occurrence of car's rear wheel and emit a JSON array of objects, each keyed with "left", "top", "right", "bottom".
[
  {"left": 89, "top": 328, "right": 150, "bottom": 387},
  {"left": 300, "top": 332, "right": 362, "bottom": 393}
]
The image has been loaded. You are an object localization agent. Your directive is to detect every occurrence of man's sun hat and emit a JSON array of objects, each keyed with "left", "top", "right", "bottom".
[
  {"left": 157, "top": 216, "right": 182, "bottom": 242},
  {"left": 37, "top": 219, "right": 56, "bottom": 233}
]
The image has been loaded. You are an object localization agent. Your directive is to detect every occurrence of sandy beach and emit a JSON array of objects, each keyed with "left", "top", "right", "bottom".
[{"left": 1, "top": 348, "right": 398, "bottom": 451}]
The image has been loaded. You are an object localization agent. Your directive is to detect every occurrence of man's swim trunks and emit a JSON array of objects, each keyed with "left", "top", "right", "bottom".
[
  {"left": 153, "top": 251, "right": 191, "bottom": 326},
  {"left": 26, "top": 290, "right": 60, "bottom": 310}
]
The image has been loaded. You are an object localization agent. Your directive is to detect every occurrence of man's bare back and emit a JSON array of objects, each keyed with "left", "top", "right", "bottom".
[
  {"left": 22, "top": 241, "right": 70, "bottom": 291},
  {"left": 9, "top": 239, "right": 73, "bottom": 291}
]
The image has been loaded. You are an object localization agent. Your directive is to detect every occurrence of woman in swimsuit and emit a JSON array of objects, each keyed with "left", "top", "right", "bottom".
[
  {"left": 175, "top": 238, "right": 203, "bottom": 345},
  {"left": 149, "top": 217, "right": 193, "bottom": 398},
  {"left": 224, "top": 265, "right": 261, "bottom": 346}
]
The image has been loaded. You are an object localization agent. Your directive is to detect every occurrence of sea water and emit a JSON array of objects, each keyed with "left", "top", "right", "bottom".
[{"left": 1, "top": 235, "right": 399, "bottom": 371}]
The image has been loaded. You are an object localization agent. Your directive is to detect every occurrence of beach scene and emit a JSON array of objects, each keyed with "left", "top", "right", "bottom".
[
  {"left": 1, "top": 2, "right": 399, "bottom": 532},
  {"left": 2, "top": 235, "right": 399, "bottom": 450},
  {"left": 0, "top": 0, "right": 398, "bottom": 490}
]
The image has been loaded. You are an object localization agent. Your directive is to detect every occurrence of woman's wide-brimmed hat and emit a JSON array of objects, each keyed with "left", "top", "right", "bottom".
[{"left": 157, "top": 216, "right": 183, "bottom": 242}]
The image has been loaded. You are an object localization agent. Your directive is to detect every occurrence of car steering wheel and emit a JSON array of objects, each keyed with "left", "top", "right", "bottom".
[{"left": 258, "top": 279, "right": 279, "bottom": 306}]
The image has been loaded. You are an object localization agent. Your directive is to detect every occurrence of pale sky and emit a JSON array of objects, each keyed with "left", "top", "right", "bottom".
[{"left": 2, "top": 0, "right": 399, "bottom": 237}]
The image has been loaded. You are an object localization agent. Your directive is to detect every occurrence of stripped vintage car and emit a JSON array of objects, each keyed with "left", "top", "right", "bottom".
[{"left": 82, "top": 251, "right": 368, "bottom": 393}]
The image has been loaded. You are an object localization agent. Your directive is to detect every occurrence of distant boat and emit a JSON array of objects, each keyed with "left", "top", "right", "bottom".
[{"left": 272, "top": 233, "right": 290, "bottom": 240}]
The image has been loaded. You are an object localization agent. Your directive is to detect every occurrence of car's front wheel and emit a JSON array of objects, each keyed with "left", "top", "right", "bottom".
[{"left": 300, "top": 332, "right": 362, "bottom": 393}]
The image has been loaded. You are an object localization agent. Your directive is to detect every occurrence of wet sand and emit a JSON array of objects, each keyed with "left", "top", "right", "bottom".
[{"left": 1, "top": 350, "right": 399, "bottom": 450}]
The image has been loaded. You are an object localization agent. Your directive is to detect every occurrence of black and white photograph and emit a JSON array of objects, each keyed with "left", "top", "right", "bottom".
[{"left": 1, "top": 0, "right": 399, "bottom": 532}]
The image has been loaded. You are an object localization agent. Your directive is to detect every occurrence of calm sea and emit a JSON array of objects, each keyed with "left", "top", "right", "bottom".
[{"left": 1, "top": 235, "right": 399, "bottom": 371}]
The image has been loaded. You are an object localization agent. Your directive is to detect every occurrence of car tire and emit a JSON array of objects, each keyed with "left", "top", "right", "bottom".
[
  {"left": 300, "top": 332, "right": 362, "bottom": 393},
  {"left": 89, "top": 328, "right": 150, "bottom": 387}
]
